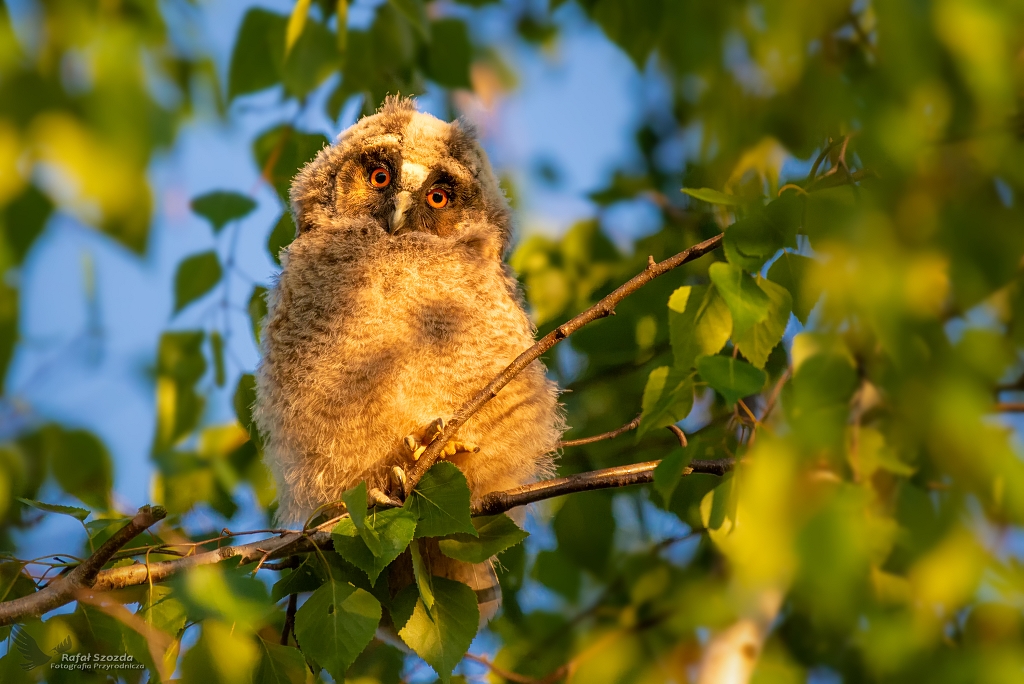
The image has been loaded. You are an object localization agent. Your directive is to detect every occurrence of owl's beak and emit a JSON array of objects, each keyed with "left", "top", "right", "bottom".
[{"left": 389, "top": 191, "right": 414, "bottom": 234}]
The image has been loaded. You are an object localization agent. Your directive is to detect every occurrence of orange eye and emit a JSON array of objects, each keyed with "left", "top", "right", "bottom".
[
  {"left": 369, "top": 167, "right": 391, "bottom": 188},
  {"left": 426, "top": 188, "right": 449, "bottom": 208}
]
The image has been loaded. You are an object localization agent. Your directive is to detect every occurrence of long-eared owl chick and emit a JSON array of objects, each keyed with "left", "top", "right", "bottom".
[{"left": 254, "top": 96, "right": 564, "bottom": 611}]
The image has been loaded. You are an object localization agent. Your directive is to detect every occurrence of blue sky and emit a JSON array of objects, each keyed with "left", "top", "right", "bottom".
[{"left": 6, "top": 0, "right": 661, "bottom": 560}]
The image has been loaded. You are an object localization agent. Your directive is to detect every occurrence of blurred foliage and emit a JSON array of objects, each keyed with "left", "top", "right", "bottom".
[{"left": 1, "top": 0, "right": 1024, "bottom": 682}]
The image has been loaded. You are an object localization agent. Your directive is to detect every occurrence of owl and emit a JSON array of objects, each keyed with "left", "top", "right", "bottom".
[{"left": 254, "top": 96, "right": 564, "bottom": 617}]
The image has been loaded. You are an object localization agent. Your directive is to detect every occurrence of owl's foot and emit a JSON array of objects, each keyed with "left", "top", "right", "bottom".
[{"left": 403, "top": 417, "right": 480, "bottom": 462}]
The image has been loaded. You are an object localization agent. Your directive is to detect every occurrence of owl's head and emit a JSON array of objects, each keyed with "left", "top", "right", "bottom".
[{"left": 289, "top": 96, "right": 511, "bottom": 256}]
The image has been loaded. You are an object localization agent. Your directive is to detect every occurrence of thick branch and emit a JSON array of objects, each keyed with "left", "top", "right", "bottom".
[
  {"left": 0, "top": 506, "right": 165, "bottom": 627},
  {"left": 405, "top": 233, "right": 725, "bottom": 494},
  {"left": 0, "top": 456, "right": 731, "bottom": 623},
  {"left": 471, "top": 458, "right": 733, "bottom": 516}
]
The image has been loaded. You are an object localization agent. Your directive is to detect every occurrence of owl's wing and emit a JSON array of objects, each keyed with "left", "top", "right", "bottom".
[{"left": 12, "top": 625, "right": 51, "bottom": 670}]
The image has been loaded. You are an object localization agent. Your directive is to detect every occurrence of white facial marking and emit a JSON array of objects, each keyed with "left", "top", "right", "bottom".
[{"left": 401, "top": 162, "right": 430, "bottom": 191}]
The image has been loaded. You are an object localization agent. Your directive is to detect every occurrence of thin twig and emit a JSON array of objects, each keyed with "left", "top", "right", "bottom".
[
  {"left": 281, "top": 593, "right": 298, "bottom": 646},
  {"left": 666, "top": 424, "right": 688, "bottom": 448},
  {"left": 557, "top": 414, "right": 641, "bottom": 448},
  {"left": 405, "top": 233, "right": 725, "bottom": 495},
  {"left": 0, "top": 506, "right": 166, "bottom": 626},
  {"left": 465, "top": 653, "right": 550, "bottom": 684},
  {"left": 995, "top": 402, "right": 1024, "bottom": 412}
]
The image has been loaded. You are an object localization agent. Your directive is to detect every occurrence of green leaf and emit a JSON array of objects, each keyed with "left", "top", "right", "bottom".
[
  {"left": 708, "top": 262, "right": 770, "bottom": 335},
  {"left": 255, "top": 638, "right": 308, "bottom": 684},
  {"left": 638, "top": 366, "right": 695, "bottom": 438},
  {"left": 732, "top": 277, "right": 792, "bottom": 369},
  {"left": 438, "top": 514, "right": 529, "bottom": 563},
  {"left": 18, "top": 425, "right": 114, "bottom": 509},
  {"left": 390, "top": 0, "right": 430, "bottom": 39},
  {"left": 154, "top": 331, "right": 207, "bottom": 452},
  {"left": 652, "top": 447, "right": 693, "bottom": 503},
  {"left": 532, "top": 549, "right": 581, "bottom": 601},
  {"left": 16, "top": 497, "right": 89, "bottom": 521},
  {"left": 341, "top": 481, "right": 383, "bottom": 555},
  {"left": 682, "top": 187, "right": 742, "bottom": 205},
  {"left": 392, "top": 579, "right": 479, "bottom": 684},
  {"left": 332, "top": 508, "right": 417, "bottom": 583},
  {"left": 210, "top": 331, "right": 225, "bottom": 387},
  {"left": 700, "top": 474, "right": 737, "bottom": 533},
  {"left": 668, "top": 284, "right": 733, "bottom": 371},
  {"left": 190, "top": 191, "right": 257, "bottom": 233},
  {"left": 228, "top": 9, "right": 287, "bottom": 100},
  {"left": 553, "top": 491, "right": 614, "bottom": 575},
  {"left": 282, "top": 15, "right": 339, "bottom": 99},
  {"left": 249, "top": 286, "right": 269, "bottom": 346},
  {"left": 410, "top": 539, "right": 435, "bottom": 610},
  {"left": 173, "top": 560, "right": 276, "bottom": 629},
  {"left": 234, "top": 373, "right": 258, "bottom": 437},
  {"left": 271, "top": 558, "right": 325, "bottom": 601},
  {"left": 768, "top": 252, "right": 816, "bottom": 324},
  {"left": 294, "top": 580, "right": 381, "bottom": 680},
  {"left": 268, "top": 213, "right": 296, "bottom": 266},
  {"left": 285, "top": 0, "right": 313, "bottom": 54},
  {"left": 254, "top": 126, "right": 331, "bottom": 204},
  {"left": 404, "top": 462, "right": 477, "bottom": 538},
  {"left": 697, "top": 355, "right": 767, "bottom": 406},
  {"left": 426, "top": 19, "right": 472, "bottom": 89},
  {"left": 723, "top": 195, "right": 801, "bottom": 272},
  {"left": 173, "top": 251, "right": 222, "bottom": 313}
]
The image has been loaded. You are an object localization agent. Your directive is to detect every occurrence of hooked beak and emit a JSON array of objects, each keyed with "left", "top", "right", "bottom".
[{"left": 389, "top": 191, "right": 414, "bottom": 234}]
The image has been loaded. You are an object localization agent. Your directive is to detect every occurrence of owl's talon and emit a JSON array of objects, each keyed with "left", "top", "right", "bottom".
[
  {"left": 404, "top": 435, "right": 418, "bottom": 453},
  {"left": 404, "top": 419, "right": 480, "bottom": 463},
  {"left": 369, "top": 487, "right": 401, "bottom": 508}
]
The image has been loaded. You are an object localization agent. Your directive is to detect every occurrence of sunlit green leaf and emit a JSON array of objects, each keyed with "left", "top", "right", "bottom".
[
  {"left": 682, "top": 187, "right": 742, "bottom": 205},
  {"left": 732, "top": 277, "right": 792, "bottom": 369},
  {"left": 668, "top": 284, "right": 733, "bottom": 371},
  {"left": 697, "top": 355, "right": 766, "bottom": 406},
  {"left": 708, "top": 261, "right": 770, "bottom": 335},
  {"left": 332, "top": 507, "right": 417, "bottom": 583},
  {"left": 295, "top": 580, "right": 381, "bottom": 680},
  {"left": 438, "top": 514, "right": 529, "bottom": 563},
  {"left": 16, "top": 497, "right": 89, "bottom": 521},
  {"left": 405, "top": 462, "right": 477, "bottom": 538},
  {"left": 638, "top": 366, "right": 694, "bottom": 438},
  {"left": 392, "top": 578, "right": 478, "bottom": 684}
]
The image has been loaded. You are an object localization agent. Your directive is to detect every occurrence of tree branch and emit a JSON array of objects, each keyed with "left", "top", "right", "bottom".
[
  {"left": 557, "top": 414, "right": 641, "bottom": 448},
  {"left": 0, "top": 506, "right": 165, "bottom": 627},
  {"left": 0, "top": 456, "right": 731, "bottom": 624},
  {"left": 405, "top": 233, "right": 725, "bottom": 495},
  {"left": 470, "top": 458, "right": 732, "bottom": 517}
]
